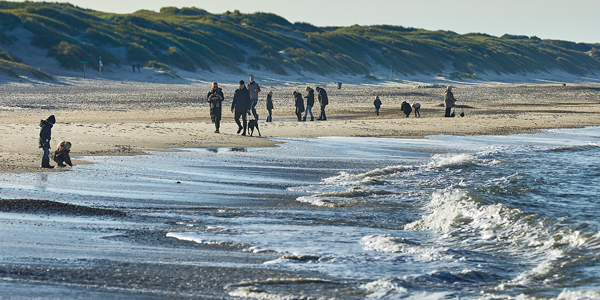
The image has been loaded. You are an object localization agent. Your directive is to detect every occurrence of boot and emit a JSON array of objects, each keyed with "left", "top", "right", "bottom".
[
  {"left": 310, "top": 116, "right": 314, "bottom": 121},
  {"left": 41, "top": 158, "right": 54, "bottom": 169},
  {"left": 302, "top": 116, "right": 306, "bottom": 122}
]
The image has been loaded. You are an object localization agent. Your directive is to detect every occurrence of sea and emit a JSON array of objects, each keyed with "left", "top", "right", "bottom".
[{"left": 0, "top": 127, "right": 599, "bottom": 299}]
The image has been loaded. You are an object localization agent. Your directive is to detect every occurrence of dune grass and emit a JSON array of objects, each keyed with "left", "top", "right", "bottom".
[{"left": 0, "top": 2, "right": 599, "bottom": 78}]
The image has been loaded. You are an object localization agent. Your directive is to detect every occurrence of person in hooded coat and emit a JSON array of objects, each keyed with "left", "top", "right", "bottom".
[
  {"left": 266, "top": 91, "right": 274, "bottom": 122},
  {"left": 39, "top": 115, "right": 55, "bottom": 168},
  {"left": 373, "top": 96, "right": 382, "bottom": 116},
  {"left": 293, "top": 91, "right": 305, "bottom": 121},
  {"left": 401, "top": 101, "right": 412, "bottom": 117}
]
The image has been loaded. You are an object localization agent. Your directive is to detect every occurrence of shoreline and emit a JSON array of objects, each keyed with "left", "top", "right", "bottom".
[{"left": 1, "top": 81, "right": 600, "bottom": 173}]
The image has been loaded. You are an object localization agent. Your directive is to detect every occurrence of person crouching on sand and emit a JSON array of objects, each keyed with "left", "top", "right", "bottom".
[
  {"left": 53, "top": 141, "right": 73, "bottom": 167},
  {"left": 412, "top": 102, "right": 421, "bottom": 117},
  {"left": 39, "top": 115, "right": 55, "bottom": 169}
]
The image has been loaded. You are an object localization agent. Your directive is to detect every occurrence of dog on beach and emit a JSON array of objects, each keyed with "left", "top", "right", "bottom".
[{"left": 247, "top": 119, "right": 261, "bottom": 137}]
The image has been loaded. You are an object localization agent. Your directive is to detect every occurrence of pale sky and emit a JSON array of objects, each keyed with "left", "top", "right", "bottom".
[{"left": 6, "top": 0, "right": 600, "bottom": 43}]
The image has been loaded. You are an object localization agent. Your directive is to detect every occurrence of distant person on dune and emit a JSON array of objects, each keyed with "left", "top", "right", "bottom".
[
  {"left": 232, "top": 80, "right": 251, "bottom": 136},
  {"left": 39, "top": 115, "right": 55, "bottom": 169},
  {"left": 303, "top": 86, "right": 315, "bottom": 121},
  {"left": 412, "top": 102, "right": 421, "bottom": 117},
  {"left": 207, "top": 81, "right": 224, "bottom": 133},
  {"left": 266, "top": 91, "right": 274, "bottom": 122},
  {"left": 247, "top": 76, "right": 261, "bottom": 120},
  {"left": 315, "top": 86, "right": 328, "bottom": 121},
  {"left": 373, "top": 96, "right": 382, "bottom": 116},
  {"left": 445, "top": 86, "right": 457, "bottom": 117}
]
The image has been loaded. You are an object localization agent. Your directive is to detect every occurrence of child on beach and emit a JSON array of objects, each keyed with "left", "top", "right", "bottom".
[
  {"left": 373, "top": 96, "right": 382, "bottom": 116},
  {"left": 53, "top": 141, "right": 73, "bottom": 167},
  {"left": 39, "top": 115, "right": 55, "bottom": 168},
  {"left": 412, "top": 102, "right": 421, "bottom": 117}
]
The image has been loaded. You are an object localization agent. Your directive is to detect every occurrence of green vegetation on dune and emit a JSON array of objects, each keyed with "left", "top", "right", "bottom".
[{"left": 0, "top": 1, "right": 599, "bottom": 79}]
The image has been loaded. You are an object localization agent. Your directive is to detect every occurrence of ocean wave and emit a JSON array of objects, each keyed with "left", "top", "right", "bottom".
[
  {"left": 551, "top": 143, "right": 600, "bottom": 152},
  {"left": 403, "top": 187, "right": 600, "bottom": 292},
  {"left": 428, "top": 153, "right": 477, "bottom": 169}
]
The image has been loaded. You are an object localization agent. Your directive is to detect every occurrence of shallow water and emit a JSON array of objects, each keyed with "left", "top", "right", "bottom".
[{"left": 1, "top": 128, "right": 599, "bottom": 299}]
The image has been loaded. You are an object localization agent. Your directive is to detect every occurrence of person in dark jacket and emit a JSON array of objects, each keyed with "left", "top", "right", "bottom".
[
  {"left": 293, "top": 91, "right": 305, "bottom": 121},
  {"left": 303, "top": 87, "right": 315, "bottom": 121},
  {"left": 39, "top": 115, "right": 55, "bottom": 168},
  {"left": 207, "top": 81, "right": 224, "bottom": 133},
  {"left": 231, "top": 80, "right": 251, "bottom": 136},
  {"left": 53, "top": 141, "right": 73, "bottom": 167},
  {"left": 315, "top": 86, "right": 328, "bottom": 121},
  {"left": 373, "top": 96, "right": 382, "bottom": 116},
  {"left": 444, "top": 86, "right": 457, "bottom": 117},
  {"left": 401, "top": 101, "right": 412, "bottom": 117},
  {"left": 266, "top": 91, "right": 274, "bottom": 122}
]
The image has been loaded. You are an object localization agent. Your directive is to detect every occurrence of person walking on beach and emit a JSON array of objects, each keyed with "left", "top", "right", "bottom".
[
  {"left": 132, "top": 62, "right": 136, "bottom": 72},
  {"left": 266, "top": 91, "right": 274, "bottom": 122},
  {"left": 303, "top": 86, "right": 315, "bottom": 121},
  {"left": 293, "top": 91, "right": 305, "bottom": 122},
  {"left": 136, "top": 61, "right": 141, "bottom": 73},
  {"left": 315, "top": 86, "right": 328, "bottom": 121},
  {"left": 207, "top": 81, "right": 224, "bottom": 133},
  {"left": 373, "top": 96, "right": 382, "bottom": 116},
  {"left": 412, "top": 102, "right": 421, "bottom": 117},
  {"left": 232, "top": 80, "right": 251, "bottom": 136},
  {"left": 39, "top": 115, "right": 55, "bottom": 169},
  {"left": 53, "top": 141, "right": 73, "bottom": 167},
  {"left": 247, "top": 76, "right": 261, "bottom": 120},
  {"left": 444, "top": 86, "right": 457, "bottom": 117}
]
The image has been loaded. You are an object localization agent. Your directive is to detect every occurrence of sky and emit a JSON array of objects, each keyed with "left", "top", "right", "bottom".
[{"left": 6, "top": 0, "right": 600, "bottom": 43}]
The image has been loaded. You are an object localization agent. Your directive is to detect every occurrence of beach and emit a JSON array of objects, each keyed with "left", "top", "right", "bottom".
[
  {"left": 1, "top": 79, "right": 600, "bottom": 299},
  {"left": 1, "top": 80, "right": 599, "bottom": 173}
]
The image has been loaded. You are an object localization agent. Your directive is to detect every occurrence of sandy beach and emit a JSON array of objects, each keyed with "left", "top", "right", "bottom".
[{"left": 1, "top": 80, "right": 599, "bottom": 173}]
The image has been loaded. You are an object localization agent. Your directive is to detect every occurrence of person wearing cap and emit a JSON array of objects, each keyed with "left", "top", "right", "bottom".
[
  {"left": 315, "top": 86, "right": 328, "bottom": 121},
  {"left": 207, "top": 81, "right": 224, "bottom": 133},
  {"left": 39, "top": 115, "right": 55, "bottom": 168},
  {"left": 444, "top": 86, "right": 457, "bottom": 117}
]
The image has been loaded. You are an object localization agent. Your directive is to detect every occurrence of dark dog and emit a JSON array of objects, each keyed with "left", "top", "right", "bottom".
[{"left": 247, "top": 119, "right": 261, "bottom": 137}]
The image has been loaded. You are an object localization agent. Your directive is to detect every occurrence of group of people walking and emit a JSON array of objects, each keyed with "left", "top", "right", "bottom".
[
  {"left": 206, "top": 76, "right": 330, "bottom": 135},
  {"left": 293, "top": 86, "right": 328, "bottom": 122}
]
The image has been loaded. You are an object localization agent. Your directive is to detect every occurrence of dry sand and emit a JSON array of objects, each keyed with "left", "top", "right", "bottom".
[{"left": 1, "top": 80, "right": 600, "bottom": 173}]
